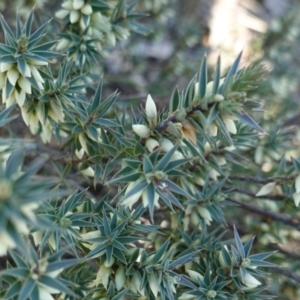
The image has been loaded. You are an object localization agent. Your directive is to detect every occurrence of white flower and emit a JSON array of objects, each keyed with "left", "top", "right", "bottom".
[
  {"left": 292, "top": 192, "right": 300, "bottom": 207},
  {"left": 0, "top": 230, "right": 16, "bottom": 256},
  {"left": 197, "top": 207, "right": 212, "bottom": 225},
  {"left": 132, "top": 124, "right": 151, "bottom": 138},
  {"left": 145, "top": 138, "right": 160, "bottom": 152},
  {"left": 160, "top": 138, "right": 174, "bottom": 152},
  {"left": 222, "top": 115, "right": 237, "bottom": 134},
  {"left": 79, "top": 133, "right": 89, "bottom": 154},
  {"left": 256, "top": 182, "right": 276, "bottom": 197},
  {"left": 75, "top": 148, "right": 85, "bottom": 159},
  {"left": 56, "top": 39, "right": 72, "bottom": 51},
  {"left": 145, "top": 94, "right": 157, "bottom": 122},
  {"left": 80, "top": 166, "right": 95, "bottom": 177},
  {"left": 142, "top": 189, "right": 160, "bottom": 208},
  {"left": 121, "top": 181, "right": 143, "bottom": 209},
  {"left": 187, "top": 269, "right": 204, "bottom": 281},
  {"left": 243, "top": 273, "right": 261, "bottom": 289},
  {"left": 115, "top": 265, "right": 125, "bottom": 291},
  {"left": 295, "top": 174, "right": 300, "bottom": 193},
  {"left": 95, "top": 265, "right": 112, "bottom": 289},
  {"left": 36, "top": 265, "right": 64, "bottom": 300}
]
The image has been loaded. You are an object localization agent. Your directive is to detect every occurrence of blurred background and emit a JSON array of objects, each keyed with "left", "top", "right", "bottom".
[{"left": 1, "top": 0, "right": 300, "bottom": 298}]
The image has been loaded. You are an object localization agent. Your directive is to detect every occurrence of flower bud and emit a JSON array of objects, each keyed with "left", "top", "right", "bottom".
[
  {"left": 104, "top": 257, "right": 115, "bottom": 268},
  {"left": 197, "top": 207, "right": 212, "bottom": 225},
  {"left": 0, "top": 179, "right": 12, "bottom": 201},
  {"left": 295, "top": 174, "right": 300, "bottom": 193},
  {"left": 145, "top": 138, "right": 160, "bottom": 152},
  {"left": 160, "top": 138, "right": 174, "bottom": 152},
  {"left": 132, "top": 124, "right": 150, "bottom": 138},
  {"left": 61, "top": 0, "right": 73, "bottom": 9},
  {"left": 292, "top": 192, "right": 300, "bottom": 207},
  {"left": 213, "top": 94, "right": 224, "bottom": 102},
  {"left": 97, "top": 265, "right": 112, "bottom": 289},
  {"left": 187, "top": 269, "right": 204, "bottom": 281},
  {"left": 80, "top": 166, "right": 95, "bottom": 177},
  {"left": 145, "top": 94, "right": 157, "bottom": 122},
  {"left": 73, "top": 0, "right": 85, "bottom": 10},
  {"left": 255, "top": 182, "right": 276, "bottom": 197},
  {"left": 70, "top": 10, "right": 80, "bottom": 23},
  {"left": 115, "top": 265, "right": 125, "bottom": 291},
  {"left": 81, "top": 4, "right": 93, "bottom": 15},
  {"left": 7, "top": 68, "right": 19, "bottom": 86},
  {"left": 242, "top": 273, "right": 261, "bottom": 289},
  {"left": 222, "top": 115, "right": 237, "bottom": 134}
]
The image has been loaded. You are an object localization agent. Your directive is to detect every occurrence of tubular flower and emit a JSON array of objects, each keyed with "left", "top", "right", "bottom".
[
  {"left": 0, "top": 61, "right": 44, "bottom": 108},
  {"left": 145, "top": 94, "right": 157, "bottom": 124},
  {"left": 55, "top": 0, "right": 93, "bottom": 28}
]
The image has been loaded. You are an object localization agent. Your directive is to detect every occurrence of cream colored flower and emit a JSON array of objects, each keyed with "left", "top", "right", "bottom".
[
  {"left": 56, "top": 0, "right": 93, "bottom": 27},
  {"left": 121, "top": 181, "right": 143, "bottom": 209},
  {"left": 292, "top": 192, "right": 300, "bottom": 207},
  {"left": 142, "top": 189, "right": 160, "bottom": 208},
  {"left": 197, "top": 207, "right": 212, "bottom": 225},
  {"left": 255, "top": 182, "right": 276, "bottom": 197},
  {"left": 242, "top": 273, "right": 261, "bottom": 289},
  {"left": 0, "top": 230, "right": 17, "bottom": 256},
  {"left": 115, "top": 265, "right": 125, "bottom": 291},
  {"left": 145, "top": 138, "right": 160, "bottom": 152},
  {"left": 145, "top": 94, "right": 157, "bottom": 122},
  {"left": 132, "top": 124, "right": 151, "bottom": 138}
]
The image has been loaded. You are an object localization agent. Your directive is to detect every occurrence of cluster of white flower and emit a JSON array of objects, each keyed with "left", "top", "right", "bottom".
[
  {"left": 194, "top": 79, "right": 238, "bottom": 136},
  {"left": 56, "top": 0, "right": 130, "bottom": 52},
  {"left": 0, "top": 59, "right": 45, "bottom": 108}
]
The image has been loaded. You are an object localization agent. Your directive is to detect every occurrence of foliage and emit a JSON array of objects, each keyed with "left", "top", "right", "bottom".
[{"left": 0, "top": 1, "right": 299, "bottom": 300}]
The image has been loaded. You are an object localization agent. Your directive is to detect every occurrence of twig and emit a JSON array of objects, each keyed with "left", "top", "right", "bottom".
[
  {"left": 271, "top": 266, "right": 300, "bottom": 283},
  {"left": 223, "top": 185, "right": 286, "bottom": 201},
  {"left": 228, "top": 174, "right": 297, "bottom": 184},
  {"left": 268, "top": 243, "right": 300, "bottom": 260},
  {"left": 226, "top": 197, "right": 300, "bottom": 230}
]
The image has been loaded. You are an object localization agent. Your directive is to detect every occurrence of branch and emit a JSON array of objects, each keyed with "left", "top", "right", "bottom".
[
  {"left": 223, "top": 185, "right": 286, "bottom": 201},
  {"left": 271, "top": 266, "right": 300, "bottom": 283},
  {"left": 226, "top": 197, "right": 300, "bottom": 230},
  {"left": 228, "top": 174, "right": 297, "bottom": 184}
]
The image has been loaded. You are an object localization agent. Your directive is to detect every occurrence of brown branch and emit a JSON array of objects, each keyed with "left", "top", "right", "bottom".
[
  {"left": 271, "top": 266, "right": 300, "bottom": 283},
  {"left": 226, "top": 197, "right": 300, "bottom": 230},
  {"left": 228, "top": 174, "right": 298, "bottom": 184},
  {"left": 222, "top": 185, "right": 286, "bottom": 201}
]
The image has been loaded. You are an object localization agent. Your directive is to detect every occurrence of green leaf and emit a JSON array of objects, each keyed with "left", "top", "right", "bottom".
[
  {"left": 169, "top": 251, "right": 198, "bottom": 270},
  {"left": 155, "top": 143, "right": 179, "bottom": 171},
  {"left": 107, "top": 172, "right": 143, "bottom": 185},
  {"left": 24, "top": 9, "right": 34, "bottom": 37},
  {"left": 243, "top": 237, "right": 255, "bottom": 258},
  {"left": 46, "top": 259, "right": 81, "bottom": 273},
  {"left": 90, "top": 77, "right": 103, "bottom": 113},
  {"left": 5, "top": 150, "right": 24, "bottom": 177},
  {"left": 236, "top": 113, "right": 264, "bottom": 133},
  {"left": 2, "top": 268, "right": 29, "bottom": 279},
  {"left": 18, "top": 277, "right": 36, "bottom": 300},
  {"left": 219, "top": 51, "right": 243, "bottom": 95},
  {"left": 198, "top": 55, "right": 207, "bottom": 99},
  {"left": 212, "top": 55, "right": 221, "bottom": 95},
  {"left": 145, "top": 183, "right": 156, "bottom": 222},
  {"left": 151, "top": 239, "right": 170, "bottom": 264},
  {"left": 39, "top": 275, "right": 76, "bottom": 297},
  {"left": 0, "top": 105, "right": 17, "bottom": 127},
  {"left": 4, "top": 281, "right": 22, "bottom": 299},
  {"left": 169, "top": 86, "right": 180, "bottom": 113},
  {"left": 234, "top": 226, "right": 245, "bottom": 258}
]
